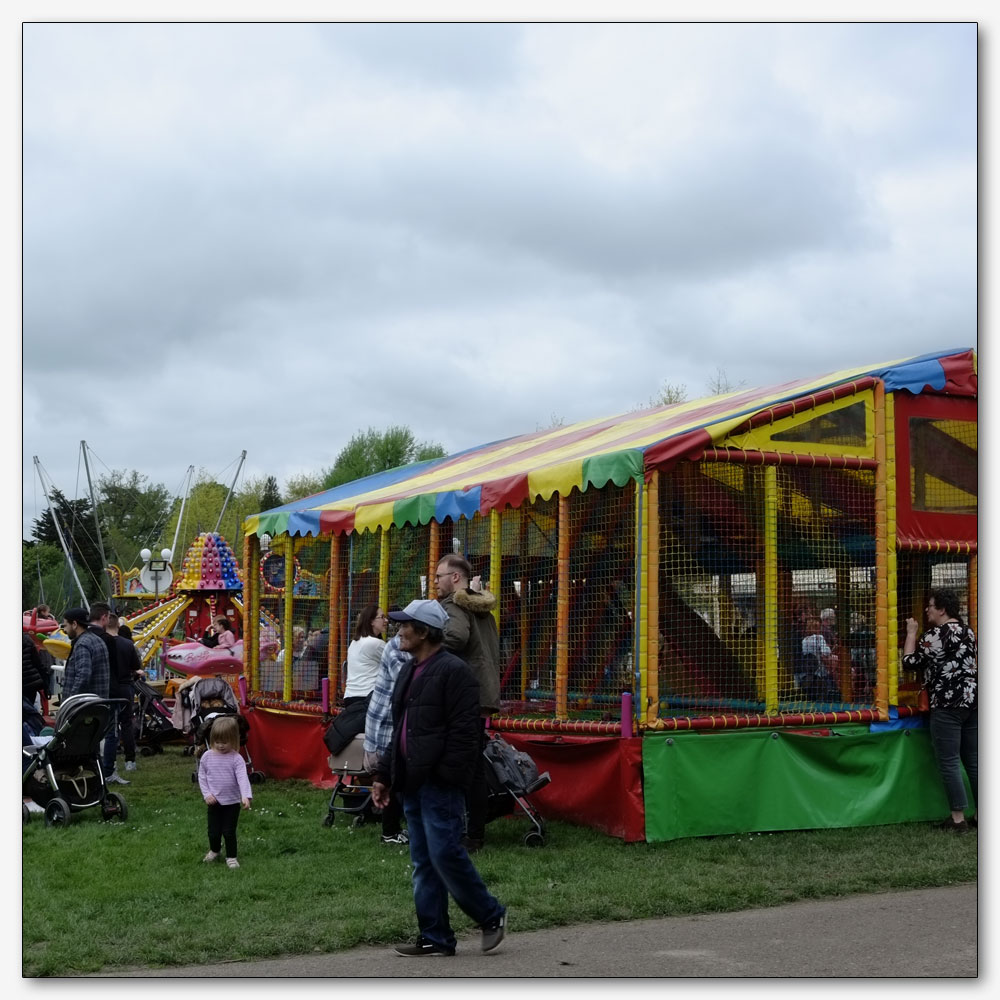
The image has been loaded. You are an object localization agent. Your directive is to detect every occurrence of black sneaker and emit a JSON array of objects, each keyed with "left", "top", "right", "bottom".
[
  {"left": 461, "top": 835, "right": 484, "bottom": 854},
  {"left": 936, "top": 818, "right": 969, "bottom": 834},
  {"left": 481, "top": 912, "right": 506, "bottom": 953},
  {"left": 394, "top": 937, "right": 455, "bottom": 957},
  {"left": 381, "top": 831, "right": 409, "bottom": 845}
]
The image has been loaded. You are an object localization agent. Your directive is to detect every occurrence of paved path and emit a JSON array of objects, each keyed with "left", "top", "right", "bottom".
[{"left": 100, "top": 883, "right": 977, "bottom": 978}]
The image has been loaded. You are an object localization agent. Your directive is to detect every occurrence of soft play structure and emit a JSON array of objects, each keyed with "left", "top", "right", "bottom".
[{"left": 237, "top": 348, "right": 977, "bottom": 841}]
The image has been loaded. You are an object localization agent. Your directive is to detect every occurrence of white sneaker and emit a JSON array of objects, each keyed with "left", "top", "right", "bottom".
[
  {"left": 106, "top": 772, "right": 130, "bottom": 785},
  {"left": 125, "top": 761, "right": 137, "bottom": 772}
]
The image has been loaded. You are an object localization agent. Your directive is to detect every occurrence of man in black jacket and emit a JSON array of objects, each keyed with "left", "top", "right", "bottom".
[{"left": 372, "top": 600, "right": 506, "bottom": 958}]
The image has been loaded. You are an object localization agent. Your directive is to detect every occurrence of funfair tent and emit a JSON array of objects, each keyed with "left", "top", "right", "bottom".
[{"left": 245, "top": 348, "right": 976, "bottom": 540}]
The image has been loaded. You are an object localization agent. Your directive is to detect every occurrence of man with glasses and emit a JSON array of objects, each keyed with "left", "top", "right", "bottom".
[{"left": 433, "top": 554, "right": 500, "bottom": 852}]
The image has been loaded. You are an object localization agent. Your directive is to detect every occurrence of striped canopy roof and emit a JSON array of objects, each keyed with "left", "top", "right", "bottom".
[{"left": 245, "top": 348, "right": 976, "bottom": 539}]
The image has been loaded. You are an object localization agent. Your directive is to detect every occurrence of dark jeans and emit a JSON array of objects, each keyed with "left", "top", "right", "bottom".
[
  {"left": 207, "top": 802, "right": 242, "bottom": 858},
  {"left": 381, "top": 789, "right": 404, "bottom": 837},
  {"left": 465, "top": 719, "right": 489, "bottom": 841},
  {"left": 929, "top": 706, "right": 978, "bottom": 813},
  {"left": 402, "top": 780, "right": 505, "bottom": 951},
  {"left": 101, "top": 698, "right": 137, "bottom": 774}
]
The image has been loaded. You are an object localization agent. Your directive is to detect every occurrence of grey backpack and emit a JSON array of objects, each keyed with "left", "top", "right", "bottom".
[{"left": 483, "top": 735, "right": 543, "bottom": 794}]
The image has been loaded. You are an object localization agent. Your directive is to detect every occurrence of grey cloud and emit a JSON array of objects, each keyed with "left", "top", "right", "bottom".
[
  {"left": 20, "top": 23, "right": 976, "bottom": 543},
  {"left": 317, "top": 23, "right": 523, "bottom": 91}
]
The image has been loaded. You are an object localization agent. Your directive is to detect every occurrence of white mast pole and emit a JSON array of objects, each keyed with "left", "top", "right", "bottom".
[
  {"left": 81, "top": 441, "right": 110, "bottom": 601},
  {"left": 214, "top": 450, "right": 247, "bottom": 534},
  {"left": 170, "top": 465, "right": 194, "bottom": 562},
  {"left": 34, "top": 456, "right": 89, "bottom": 610}
]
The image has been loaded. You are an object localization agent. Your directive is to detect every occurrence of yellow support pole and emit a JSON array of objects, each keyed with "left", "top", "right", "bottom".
[
  {"left": 489, "top": 509, "right": 502, "bottom": 629},
  {"left": 282, "top": 534, "right": 294, "bottom": 702},
  {"left": 874, "top": 382, "right": 894, "bottom": 717},
  {"left": 379, "top": 525, "right": 390, "bottom": 612},
  {"left": 762, "top": 465, "right": 779, "bottom": 713},
  {"left": 245, "top": 532, "right": 259, "bottom": 694},
  {"left": 555, "top": 494, "right": 570, "bottom": 720},
  {"left": 645, "top": 472, "right": 660, "bottom": 726},
  {"left": 428, "top": 521, "right": 440, "bottom": 599},
  {"left": 329, "top": 533, "right": 341, "bottom": 696}
]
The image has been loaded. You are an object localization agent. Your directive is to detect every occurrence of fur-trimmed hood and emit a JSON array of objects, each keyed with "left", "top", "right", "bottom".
[
  {"left": 452, "top": 587, "right": 497, "bottom": 616},
  {"left": 439, "top": 587, "right": 501, "bottom": 711}
]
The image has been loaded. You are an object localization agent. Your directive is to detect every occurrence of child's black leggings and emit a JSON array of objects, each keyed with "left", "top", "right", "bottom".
[{"left": 207, "top": 802, "right": 241, "bottom": 858}]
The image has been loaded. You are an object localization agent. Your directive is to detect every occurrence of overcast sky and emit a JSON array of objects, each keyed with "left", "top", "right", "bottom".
[{"left": 18, "top": 20, "right": 977, "bottom": 542}]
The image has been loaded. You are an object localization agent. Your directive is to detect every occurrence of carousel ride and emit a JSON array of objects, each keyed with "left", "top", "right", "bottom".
[{"left": 35, "top": 532, "right": 279, "bottom": 688}]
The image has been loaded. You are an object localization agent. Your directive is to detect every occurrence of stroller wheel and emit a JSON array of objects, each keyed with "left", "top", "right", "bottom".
[
  {"left": 140, "top": 746, "right": 154, "bottom": 757},
  {"left": 249, "top": 771, "right": 265, "bottom": 785},
  {"left": 322, "top": 813, "right": 335, "bottom": 828},
  {"left": 102, "top": 792, "right": 129, "bottom": 822},
  {"left": 23, "top": 803, "right": 30, "bottom": 826},
  {"left": 44, "top": 797, "right": 72, "bottom": 828},
  {"left": 523, "top": 830, "right": 545, "bottom": 848}
]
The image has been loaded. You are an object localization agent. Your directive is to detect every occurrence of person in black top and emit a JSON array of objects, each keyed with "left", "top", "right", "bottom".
[
  {"left": 108, "top": 614, "right": 143, "bottom": 773},
  {"left": 86, "top": 603, "right": 129, "bottom": 785},
  {"left": 22, "top": 633, "right": 48, "bottom": 705},
  {"left": 902, "top": 588, "right": 978, "bottom": 833}
]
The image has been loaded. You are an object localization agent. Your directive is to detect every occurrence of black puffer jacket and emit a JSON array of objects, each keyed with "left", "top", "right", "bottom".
[
  {"left": 376, "top": 648, "right": 480, "bottom": 795},
  {"left": 22, "top": 634, "right": 47, "bottom": 700}
]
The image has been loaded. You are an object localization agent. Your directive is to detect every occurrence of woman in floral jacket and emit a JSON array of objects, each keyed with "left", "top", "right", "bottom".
[{"left": 902, "top": 588, "right": 977, "bottom": 833}]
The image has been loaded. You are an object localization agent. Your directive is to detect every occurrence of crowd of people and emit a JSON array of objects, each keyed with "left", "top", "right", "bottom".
[{"left": 22, "top": 575, "right": 976, "bottom": 957}]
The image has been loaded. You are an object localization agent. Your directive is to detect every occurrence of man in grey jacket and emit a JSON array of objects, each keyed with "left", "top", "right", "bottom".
[{"left": 434, "top": 553, "right": 500, "bottom": 851}]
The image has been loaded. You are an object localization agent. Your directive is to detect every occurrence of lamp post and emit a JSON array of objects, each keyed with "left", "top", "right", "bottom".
[
  {"left": 140, "top": 548, "right": 173, "bottom": 681},
  {"left": 141, "top": 547, "right": 173, "bottom": 601}
]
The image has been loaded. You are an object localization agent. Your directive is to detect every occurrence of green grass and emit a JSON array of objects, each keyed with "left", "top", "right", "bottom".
[{"left": 22, "top": 747, "right": 977, "bottom": 976}]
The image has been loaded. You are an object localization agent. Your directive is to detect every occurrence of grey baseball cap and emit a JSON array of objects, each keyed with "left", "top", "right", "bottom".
[{"left": 387, "top": 599, "right": 449, "bottom": 629}]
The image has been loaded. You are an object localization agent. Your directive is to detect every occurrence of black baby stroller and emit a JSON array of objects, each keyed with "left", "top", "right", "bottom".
[
  {"left": 483, "top": 733, "right": 550, "bottom": 846},
  {"left": 185, "top": 677, "right": 264, "bottom": 785},
  {"left": 321, "top": 734, "right": 378, "bottom": 827},
  {"left": 133, "top": 676, "right": 187, "bottom": 755},
  {"left": 22, "top": 694, "right": 129, "bottom": 827}
]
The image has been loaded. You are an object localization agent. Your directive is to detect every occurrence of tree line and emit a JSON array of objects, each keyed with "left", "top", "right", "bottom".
[
  {"left": 22, "top": 425, "right": 445, "bottom": 611},
  {"left": 24, "top": 368, "right": 744, "bottom": 611}
]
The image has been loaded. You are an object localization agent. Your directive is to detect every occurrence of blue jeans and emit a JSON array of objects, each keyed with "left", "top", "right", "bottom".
[
  {"left": 402, "top": 780, "right": 505, "bottom": 950},
  {"left": 929, "top": 706, "right": 978, "bottom": 813}
]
